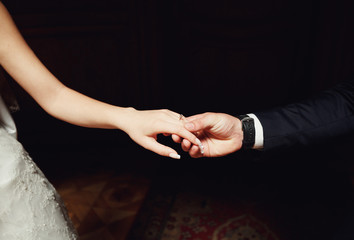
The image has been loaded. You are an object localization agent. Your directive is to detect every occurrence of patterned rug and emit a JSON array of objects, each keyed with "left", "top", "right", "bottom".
[
  {"left": 127, "top": 154, "right": 353, "bottom": 240},
  {"left": 127, "top": 188, "right": 280, "bottom": 240},
  {"left": 127, "top": 159, "right": 285, "bottom": 240}
]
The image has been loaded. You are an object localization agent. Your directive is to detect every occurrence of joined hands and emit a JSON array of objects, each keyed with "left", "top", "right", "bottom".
[{"left": 172, "top": 112, "right": 244, "bottom": 158}]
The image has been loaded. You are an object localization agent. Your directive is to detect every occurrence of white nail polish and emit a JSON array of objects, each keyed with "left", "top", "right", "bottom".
[
  {"left": 169, "top": 153, "right": 181, "bottom": 159},
  {"left": 196, "top": 138, "right": 204, "bottom": 154}
]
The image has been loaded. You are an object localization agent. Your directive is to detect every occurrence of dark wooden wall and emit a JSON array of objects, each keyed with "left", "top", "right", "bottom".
[
  {"left": 158, "top": 0, "right": 354, "bottom": 115},
  {"left": 3, "top": 0, "right": 354, "bottom": 177}
]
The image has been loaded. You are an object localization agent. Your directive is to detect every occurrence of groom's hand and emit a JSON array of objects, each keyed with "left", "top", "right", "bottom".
[{"left": 173, "top": 112, "right": 244, "bottom": 158}]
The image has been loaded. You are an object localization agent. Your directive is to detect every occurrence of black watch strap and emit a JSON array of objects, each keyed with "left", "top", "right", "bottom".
[{"left": 236, "top": 115, "right": 255, "bottom": 149}]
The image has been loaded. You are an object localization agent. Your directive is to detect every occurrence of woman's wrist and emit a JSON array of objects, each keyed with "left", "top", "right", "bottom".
[{"left": 111, "top": 106, "right": 137, "bottom": 132}]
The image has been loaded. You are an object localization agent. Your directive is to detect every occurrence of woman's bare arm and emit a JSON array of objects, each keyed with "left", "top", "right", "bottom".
[{"left": 0, "top": 2, "right": 202, "bottom": 158}]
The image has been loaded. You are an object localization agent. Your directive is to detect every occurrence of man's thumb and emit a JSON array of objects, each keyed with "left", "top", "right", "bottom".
[
  {"left": 185, "top": 122, "right": 196, "bottom": 131},
  {"left": 184, "top": 114, "right": 214, "bottom": 132}
]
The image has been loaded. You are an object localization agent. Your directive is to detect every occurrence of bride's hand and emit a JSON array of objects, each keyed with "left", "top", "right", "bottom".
[{"left": 120, "top": 108, "right": 203, "bottom": 159}]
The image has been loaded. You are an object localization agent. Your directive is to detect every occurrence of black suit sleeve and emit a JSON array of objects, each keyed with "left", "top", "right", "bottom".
[{"left": 255, "top": 78, "right": 354, "bottom": 151}]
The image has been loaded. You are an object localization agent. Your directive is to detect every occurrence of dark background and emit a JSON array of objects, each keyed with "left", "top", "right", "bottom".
[
  {"left": 2, "top": 0, "right": 354, "bottom": 239},
  {"left": 3, "top": 0, "right": 354, "bottom": 177},
  {"left": 2, "top": 0, "right": 354, "bottom": 176}
]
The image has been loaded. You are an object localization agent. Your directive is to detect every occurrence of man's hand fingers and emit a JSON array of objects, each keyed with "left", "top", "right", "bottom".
[
  {"left": 171, "top": 134, "right": 182, "bottom": 143},
  {"left": 181, "top": 138, "right": 192, "bottom": 152},
  {"left": 166, "top": 126, "right": 204, "bottom": 153},
  {"left": 189, "top": 145, "right": 203, "bottom": 158}
]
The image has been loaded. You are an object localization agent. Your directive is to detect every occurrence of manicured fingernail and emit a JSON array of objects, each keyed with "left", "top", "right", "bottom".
[
  {"left": 169, "top": 153, "right": 181, "bottom": 159},
  {"left": 185, "top": 122, "right": 194, "bottom": 131},
  {"left": 196, "top": 138, "right": 204, "bottom": 154},
  {"left": 196, "top": 138, "right": 204, "bottom": 149},
  {"left": 200, "top": 147, "right": 204, "bottom": 154}
]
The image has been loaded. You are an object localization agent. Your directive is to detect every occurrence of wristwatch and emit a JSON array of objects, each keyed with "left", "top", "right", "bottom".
[{"left": 236, "top": 115, "right": 255, "bottom": 149}]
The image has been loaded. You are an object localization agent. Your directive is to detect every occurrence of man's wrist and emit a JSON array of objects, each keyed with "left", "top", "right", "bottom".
[
  {"left": 236, "top": 114, "right": 264, "bottom": 150},
  {"left": 247, "top": 113, "right": 264, "bottom": 149},
  {"left": 236, "top": 115, "right": 255, "bottom": 149}
]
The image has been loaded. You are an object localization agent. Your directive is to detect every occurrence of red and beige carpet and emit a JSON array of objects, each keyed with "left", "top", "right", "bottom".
[{"left": 127, "top": 185, "right": 280, "bottom": 240}]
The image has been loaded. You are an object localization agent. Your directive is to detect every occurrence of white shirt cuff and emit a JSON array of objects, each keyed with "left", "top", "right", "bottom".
[{"left": 246, "top": 113, "right": 264, "bottom": 149}]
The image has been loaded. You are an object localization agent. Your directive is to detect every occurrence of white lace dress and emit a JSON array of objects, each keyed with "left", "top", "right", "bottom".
[{"left": 0, "top": 96, "right": 79, "bottom": 240}]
